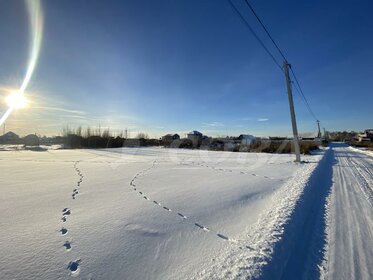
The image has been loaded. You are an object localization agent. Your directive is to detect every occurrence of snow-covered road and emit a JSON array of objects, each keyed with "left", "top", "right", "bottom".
[{"left": 323, "top": 144, "right": 373, "bottom": 280}]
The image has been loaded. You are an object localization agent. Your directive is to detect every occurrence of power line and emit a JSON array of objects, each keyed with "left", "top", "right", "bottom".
[
  {"left": 242, "top": 0, "right": 319, "bottom": 121},
  {"left": 290, "top": 69, "right": 318, "bottom": 121},
  {"left": 226, "top": 0, "right": 283, "bottom": 71},
  {"left": 243, "top": 0, "right": 287, "bottom": 61}
]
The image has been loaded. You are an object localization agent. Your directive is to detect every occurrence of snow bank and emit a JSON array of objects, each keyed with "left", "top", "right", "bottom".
[{"left": 198, "top": 150, "right": 327, "bottom": 279}]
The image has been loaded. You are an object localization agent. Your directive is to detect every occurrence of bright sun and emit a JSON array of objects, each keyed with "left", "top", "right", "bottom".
[{"left": 5, "top": 91, "right": 28, "bottom": 109}]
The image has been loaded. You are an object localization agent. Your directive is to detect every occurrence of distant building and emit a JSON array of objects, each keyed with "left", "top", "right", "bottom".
[
  {"left": 0, "top": 131, "right": 20, "bottom": 143},
  {"left": 356, "top": 129, "right": 373, "bottom": 142},
  {"left": 366, "top": 129, "right": 373, "bottom": 141},
  {"left": 24, "top": 134, "right": 40, "bottom": 146},
  {"left": 162, "top": 134, "right": 180, "bottom": 142},
  {"left": 187, "top": 130, "right": 203, "bottom": 145},
  {"left": 238, "top": 134, "right": 256, "bottom": 145}
]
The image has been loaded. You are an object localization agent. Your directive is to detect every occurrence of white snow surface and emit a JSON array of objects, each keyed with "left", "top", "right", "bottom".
[
  {"left": 321, "top": 143, "right": 373, "bottom": 280},
  {"left": 0, "top": 146, "right": 343, "bottom": 279}
]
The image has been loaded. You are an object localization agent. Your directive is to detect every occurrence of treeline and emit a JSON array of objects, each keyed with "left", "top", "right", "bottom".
[
  {"left": 62, "top": 126, "right": 159, "bottom": 149},
  {"left": 248, "top": 140, "right": 319, "bottom": 154},
  {"left": 211, "top": 140, "right": 319, "bottom": 154},
  {"left": 328, "top": 131, "right": 357, "bottom": 142},
  {"left": 163, "top": 138, "right": 319, "bottom": 154}
]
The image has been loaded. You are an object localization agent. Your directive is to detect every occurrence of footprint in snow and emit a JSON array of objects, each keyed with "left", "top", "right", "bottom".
[
  {"left": 67, "top": 259, "right": 81, "bottom": 274},
  {"left": 217, "top": 234, "right": 229, "bottom": 240},
  {"left": 246, "top": 245, "right": 256, "bottom": 251},
  {"left": 195, "top": 223, "right": 209, "bottom": 231},
  {"left": 177, "top": 213, "right": 187, "bottom": 219},
  {"left": 61, "top": 217, "right": 67, "bottom": 222},
  {"left": 72, "top": 190, "right": 78, "bottom": 197},
  {"left": 62, "top": 208, "right": 71, "bottom": 216},
  {"left": 60, "top": 228, "right": 68, "bottom": 235},
  {"left": 63, "top": 241, "right": 72, "bottom": 251},
  {"left": 163, "top": 206, "right": 171, "bottom": 211}
]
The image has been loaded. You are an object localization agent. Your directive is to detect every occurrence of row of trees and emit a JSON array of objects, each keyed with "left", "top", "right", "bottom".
[
  {"left": 61, "top": 126, "right": 149, "bottom": 140},
  {"left": 61, "top": 126, "right": 154, "bottom": 149},
  {"left": 163, "top": 138, "right": 318, "bottom": 154},
  {"left": 327, "top": 131, "right": 358, "bottom": 142}
]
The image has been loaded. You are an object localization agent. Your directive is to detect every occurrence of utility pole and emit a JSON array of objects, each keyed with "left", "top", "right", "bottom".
[
  {"left": 283, "top": 61, "right": 301, "bottom": 162},
  {"left": 317, "top": 120, "right": 321, "bottom": 138}
]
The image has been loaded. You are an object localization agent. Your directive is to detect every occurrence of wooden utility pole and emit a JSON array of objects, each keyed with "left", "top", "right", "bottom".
[
  {"left": 317, "top": 120, "right": 321, "bottom": 138},
  {"left": 283, "top": 61, "right": 301, "bottom": 162}
]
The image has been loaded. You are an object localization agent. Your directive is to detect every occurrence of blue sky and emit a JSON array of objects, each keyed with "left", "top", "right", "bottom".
[{"left": 0, "top": 0, "right": 372, "bottom": 137}]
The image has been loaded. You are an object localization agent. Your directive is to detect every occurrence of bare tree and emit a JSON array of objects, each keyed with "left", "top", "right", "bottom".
[{"left": 136, "top": 132, "right": 149, "bottom": 139}]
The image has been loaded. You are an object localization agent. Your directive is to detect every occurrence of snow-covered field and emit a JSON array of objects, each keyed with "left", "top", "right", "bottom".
[{"left": 0, "top": 145, "right": 371, "bottom": 279}]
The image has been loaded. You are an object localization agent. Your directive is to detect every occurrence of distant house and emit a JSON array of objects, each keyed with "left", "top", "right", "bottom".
[
  {"left": 299, "top": 132, "right": 320, "bottom": 141},
  {"left": 367, "top": 129, "right": 373, "bottom": 139},
  {"left": 0, "top": 131, "right": 20, "bottom": 143},
  {"left": 24, "top": 134, "right": 40, "bottom": 146},
  {"left": 356, "top": 129, "right": 373, "bottom": 142},
  {"left": 238, "top": 134, "right": 256, "bottom": 145},
  {"left": 187, "top": 130, "right": 203, "bottom": 141},
  {"left": 187, "top": 131, "right": 203, "bottom": 143},
  {"left": 162, "top": 134, "right": 180, "bottom": 142}
]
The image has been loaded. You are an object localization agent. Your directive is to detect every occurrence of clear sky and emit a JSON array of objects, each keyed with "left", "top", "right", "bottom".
[{"left": 0, "top": 0, "right": 372, "bottom": 138}]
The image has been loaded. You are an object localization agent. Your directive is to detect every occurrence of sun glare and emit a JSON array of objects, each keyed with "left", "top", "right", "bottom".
[{"left": 5, "top": 91, "right": 28, "bottom": 109}]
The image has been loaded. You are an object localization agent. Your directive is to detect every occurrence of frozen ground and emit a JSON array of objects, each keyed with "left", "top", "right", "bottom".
[{"left": 0, "top": 145, "right": 371, "bottom": 279}]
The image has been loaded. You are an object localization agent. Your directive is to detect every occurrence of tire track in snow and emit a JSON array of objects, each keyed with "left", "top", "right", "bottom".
[
  {"left": 346, "top": 152, "right": 373, "bottom": 208},
  {"left": 323, "top": 145, "right": 373, "bottom": 280},
  {"left": 58, "top": 161, "right": 84, "bottom": 275}
]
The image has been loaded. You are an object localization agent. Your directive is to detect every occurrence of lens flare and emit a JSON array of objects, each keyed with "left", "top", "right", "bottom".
[
  {"left": 0, "top": 0, "right": 43, "bottom": 126},
  {"left": 6, "top": 91, "right": 28, "bottom": 109},
  {"left": 20, "top": 0, "right": 43, "bottom": 93}
]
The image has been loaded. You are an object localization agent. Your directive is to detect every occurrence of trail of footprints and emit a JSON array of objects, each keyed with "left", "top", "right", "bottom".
[
  {"left": 180, "top": 160, "right": 288, "bottom": 181},
  {"left": 129, "top": 160, "right": 266, "bottom": 255},
  {"left": 59, "top": 161, "right": 84, "bottom": 275}
]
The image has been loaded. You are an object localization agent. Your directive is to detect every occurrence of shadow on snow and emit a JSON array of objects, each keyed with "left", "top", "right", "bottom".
[{"left": 257, "top": 146, "right": 336, "bottom": 280}]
